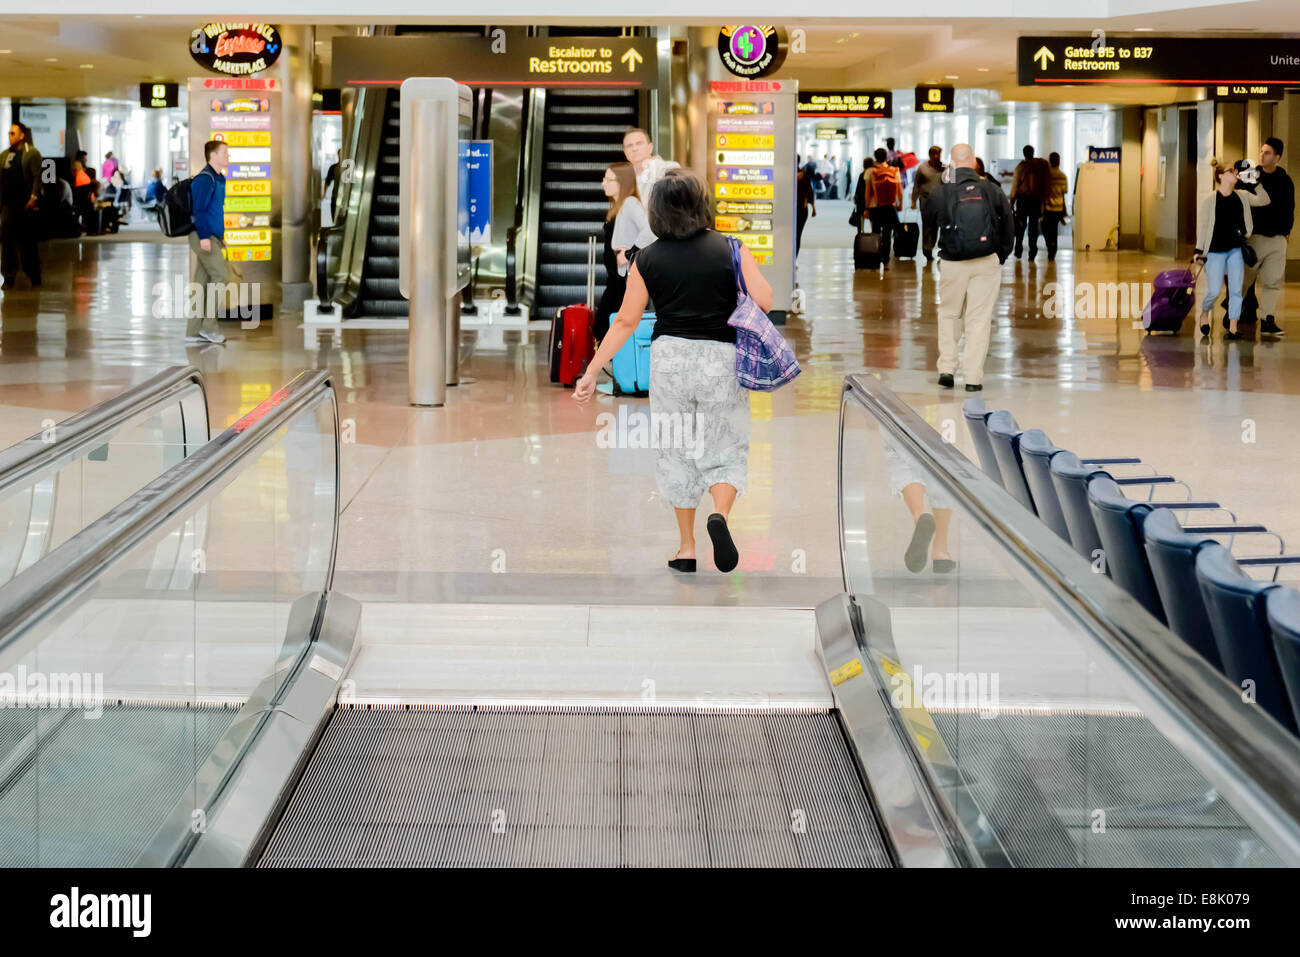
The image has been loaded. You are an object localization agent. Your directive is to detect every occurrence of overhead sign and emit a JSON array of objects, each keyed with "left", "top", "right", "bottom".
[
  {"left": 332, "top": 35, "right": 657, "bottom": 88},
  {"left": 915, "top": 85, "right": 954, "bottom": 113},
  {"left": 798, "top": 90, "right": 892, "bottom": 118},
  {"left": 190, "top": 23, "right": 282, "bottom": 77},
  {"left": 1019, "top": 35, "right": 1300, "bottom": 86},
  {"left": 816, "top": 128, "right": 848, "bottom": 140},
  {"left": 139, "top": 82, "right": 179, "bottom": 109},
  {"left": 1208, "top": 83, "right": 1285, "bottom": 100},
  {"left": 717, "top": 26, "right": 788, "bottom": 79},
  {"left": 1088, "top": 146, "right": 1121, "bottom": 163}
]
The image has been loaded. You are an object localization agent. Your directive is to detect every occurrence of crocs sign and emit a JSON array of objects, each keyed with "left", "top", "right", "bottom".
[
  {"left": 717, "top": 26, "right": 787, "bottom": 79},
  {"left": 190, "top": 24, "right": 282, "bottom": 76}
]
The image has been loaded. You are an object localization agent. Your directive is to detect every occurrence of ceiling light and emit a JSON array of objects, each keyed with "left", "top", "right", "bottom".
[
  {"left": 1134, "top": 27, "right": 1154, "bottom": 32},
  {"left": 849, "top": 32, "right": 859, "bottom": 38},
  {"left": 0, "top": 50, "right": 11, "bottom": 54},
  {"left": 945, "top": 74, "right": 959, "bottom": 79},
  {"left": 80, "top": 63, "right": 93, "bottom": 69},
  {"left": 978, "top": 67, "right": 990, "bottom": 72},
  {"left": 44, "top": 57, "right": 58, "bottom": 62}
]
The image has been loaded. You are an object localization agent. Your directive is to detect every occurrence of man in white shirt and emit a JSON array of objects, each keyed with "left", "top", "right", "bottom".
[{"left": 623, "top": 128, "right": 679, "bottom": 204}]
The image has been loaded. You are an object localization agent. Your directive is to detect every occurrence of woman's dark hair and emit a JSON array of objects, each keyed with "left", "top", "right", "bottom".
[{"left": 646, "top": 167, "right": 712, "bottom": 240}]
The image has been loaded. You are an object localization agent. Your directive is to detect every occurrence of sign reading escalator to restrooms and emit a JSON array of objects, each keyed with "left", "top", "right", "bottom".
[
  {"left": 332, "top": 34, "right": 658, "bottom": 88},
  {"left": 1018, "top": 35, "right": 1300, "bottom": 86}
]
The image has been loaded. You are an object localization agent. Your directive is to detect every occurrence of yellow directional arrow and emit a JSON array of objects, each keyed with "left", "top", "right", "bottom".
[
  {"left": 1034, "top": 45, "right": 1055, "bottom": 70},
  {"left": 621, "top": 48, "right": 643, "bottom": 71}
]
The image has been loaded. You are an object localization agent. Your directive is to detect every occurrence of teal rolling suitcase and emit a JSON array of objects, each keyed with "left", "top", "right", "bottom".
[{"left": 611, "top": 313, "right": 655, "bottom": 397}]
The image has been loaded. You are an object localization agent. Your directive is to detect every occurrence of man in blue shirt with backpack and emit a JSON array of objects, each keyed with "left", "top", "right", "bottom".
[
  {"left": 187, "top": 139, "right": 230, "bottom": 344},
  {"left": 926, "top": 143, "right": 1014, "bottom": 392}
]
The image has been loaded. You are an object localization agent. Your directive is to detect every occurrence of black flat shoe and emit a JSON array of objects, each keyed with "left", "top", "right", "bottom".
[
  {"left": 965, "top": 383, "right": 983, "bottom": 392},
  {"left": 905, "top": 514, "right": 935, "bottom": 573},
  {"left": 1200, "top": 324, "right": 1211, "bottom": 337},
  {"left": 706, "top": 513, "right": 739, "bottom": 573},
  {"left": 668, "top": 558, "right": 696, "bottom": 573},
  {"left": 933, "top": 558, "right": 957, "bottom": 574},
  {"left": 938, "top": 373, "right": 954, "bottom": 389},
  {"left": 1225, "top": 330, "right": 1243, "bottom": 341}
]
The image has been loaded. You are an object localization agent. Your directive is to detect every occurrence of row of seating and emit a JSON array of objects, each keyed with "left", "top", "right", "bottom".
[{"left": 964, "top": 399, "right": 1300, "bottom": 735}]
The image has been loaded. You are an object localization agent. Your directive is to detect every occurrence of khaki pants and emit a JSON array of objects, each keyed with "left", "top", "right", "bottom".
[
  {"left": 1246, "top": 233, "right": 1287, "bottom": 320},
  {"left": 187, "top": 233, "right": 233, "bottom": 337},
  {"left": 937, "top": 253, "right": 1002, "bottom": 385}
]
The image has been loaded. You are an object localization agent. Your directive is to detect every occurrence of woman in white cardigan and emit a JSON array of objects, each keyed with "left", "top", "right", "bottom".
[{"left": 1195, "top": 160, "right": 1270, "bottom": 339}]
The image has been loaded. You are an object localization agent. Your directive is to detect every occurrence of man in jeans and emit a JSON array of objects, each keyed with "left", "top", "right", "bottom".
[
  {"left": 910, "top": 146, "right": 945, "bottom": 263},
  {"left": 1009, "top": 144, "right": 1050, "bottom": 260},
  {"left": 866, "top": 147, "right": 904, "bottom": 268},
  {"left": 1040, "top": 152, "right": 1070, "bottom": 262},
  {"left": 187, "top": 139, "right": 229, "bottom": 344},
  {"left": 926, "top": 144, "right": 1014, "bottom": 391},
  {"left": 1243, "top": 137, "right": 1292, "bottom": 336}
]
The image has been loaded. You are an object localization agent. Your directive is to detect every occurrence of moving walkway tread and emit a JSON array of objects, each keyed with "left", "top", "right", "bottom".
[{"left": 258, "top": 706, "right": 893, "bottom": 868}]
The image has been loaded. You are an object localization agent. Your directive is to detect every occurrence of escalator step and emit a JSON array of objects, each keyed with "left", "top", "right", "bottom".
[
  {"left": 365, "top": 256, "right": 399, "bottom": 278},
  {"left": 362, "top": 277, "right": 404, "bottom": 297},
  {"left": 357, "top": 299, "right": 410, "bottom": 317},
  {"left": 550, "top": 105, "right": 637, "bottom": 117},
  {"left": 540, "top": 220, "right": 604, "bottom": 239},
  {"left": 369, "top": 235, "right": 399, "bottom": 255},
  {"left": 547, "top": 124, "right": 637, "bottom": 137},
  {"left": 547, "top": 181, "right": 605, "bottom": 196},
  {"left": 371, "top": 214, "right": 400, "bottom": 231},
  {"left": 546, "top": 142, "right": 628, "bottom": 155},
  {"left": 539, "top": 263, "right": 608, "bottom": 284},
  {"left": 541, "top": 203, "right": 609, "bottom": 219},
  {"left": 545, "top": 161, "right": 609, "bottom": 175}
]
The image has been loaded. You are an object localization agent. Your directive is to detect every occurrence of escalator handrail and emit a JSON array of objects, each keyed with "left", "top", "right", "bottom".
[
  {"left": 0, "top": 370, "right": 339, "bottom": 663},
  {"left": 840, "top": 374, "right": 1300, "bottom": 857},
  {"left": 0, "top": 364, "right": 208, "bottom": 499}
]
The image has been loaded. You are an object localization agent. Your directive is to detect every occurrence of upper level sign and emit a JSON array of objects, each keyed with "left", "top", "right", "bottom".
[
  {"left": 332, "top": 35, "right": 657, "bottom": 88},
  {"left": 1018, "top": 35, "right": 1300, "bottom": 86}
]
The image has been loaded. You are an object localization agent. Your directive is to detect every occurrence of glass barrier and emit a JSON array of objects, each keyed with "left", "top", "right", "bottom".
[
  {"left": 0, "top": 374, "right": 337, "bottom": 867},
  {"left": 0, "top": 370, "right": 208, "bottom": 588},
  {"left": 840, "top": 376, "right": 1300, "bottom": 867}
]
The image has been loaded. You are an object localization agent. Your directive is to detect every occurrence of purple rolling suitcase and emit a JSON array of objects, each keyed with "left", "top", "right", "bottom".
[{"left": 1141, "top": 261, "right": 1201, "bottom": 333}]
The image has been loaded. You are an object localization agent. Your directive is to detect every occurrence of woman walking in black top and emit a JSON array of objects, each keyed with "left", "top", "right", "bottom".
[
  {"left": 1195, "top": 159, "right": 1269, "bottom": 339},
  {"left": 574, "top": 169, "right": 773, "bottom": 573}
]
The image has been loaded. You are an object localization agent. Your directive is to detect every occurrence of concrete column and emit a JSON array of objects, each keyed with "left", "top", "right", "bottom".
[
  {"left": 278, "top": 24, "right": 315, "bottom": 301},
  {"left": 1278, "top": 92, "right": 1300, "bottom": 280},
  {"left": 1119, "top": 106, "right": 1142, "bottom": 249}
]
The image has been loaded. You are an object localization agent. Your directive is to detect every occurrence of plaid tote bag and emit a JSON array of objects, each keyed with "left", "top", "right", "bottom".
[{"left": 726, "top": 237, "right": 801, "bottom": 392}]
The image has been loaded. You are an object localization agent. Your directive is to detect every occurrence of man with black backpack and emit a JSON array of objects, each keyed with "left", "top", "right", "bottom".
[
  {"left": 926, "top": 143, "right": 1014, "bottom": 392},
  {"left": 186, "top": 140, "right": 230, "bottom": 344}
]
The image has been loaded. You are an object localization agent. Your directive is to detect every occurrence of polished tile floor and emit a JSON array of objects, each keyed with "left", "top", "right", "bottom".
[{"left": 3, "top": 212, "right": 1299, "bottom": 617}]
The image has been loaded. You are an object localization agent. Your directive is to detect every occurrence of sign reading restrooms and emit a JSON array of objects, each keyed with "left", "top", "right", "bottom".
[{"left": 190, "top": 23, "right": 282, "bottom": 76}]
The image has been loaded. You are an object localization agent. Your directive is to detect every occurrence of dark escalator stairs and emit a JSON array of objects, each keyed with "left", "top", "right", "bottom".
[
  {"left": 534, "top": 89, "right": 639, "bottom": 317},
  {"left": 354, "top": 90, "right": 406, "bottom": 318}
]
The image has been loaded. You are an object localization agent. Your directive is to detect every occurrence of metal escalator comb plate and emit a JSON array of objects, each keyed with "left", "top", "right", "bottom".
[
  {"left": 829, "top": 657, "right": 864, "bottom": 686},
  {"left": 308, "top": 653, "right": 343, "bottom": 681}
]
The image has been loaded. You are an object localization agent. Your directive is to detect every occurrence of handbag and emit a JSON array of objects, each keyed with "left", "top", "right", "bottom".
[
  {"left": 849, "top": 208, "right": 861, "bottom": 228},
  {"left": 1239, "top": 232, "right": 1258, "bottom": 268},
  {"left": 726, "top": 238, "right": 800, "bottom": 392}
]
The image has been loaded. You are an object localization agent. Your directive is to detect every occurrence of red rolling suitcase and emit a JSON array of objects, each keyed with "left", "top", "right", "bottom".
[{"left": 550, "top": 235, "right": 597, "bottom": 386}]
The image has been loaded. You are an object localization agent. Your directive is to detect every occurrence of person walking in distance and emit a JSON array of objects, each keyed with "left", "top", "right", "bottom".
[
  {"left": 1195, "top": 159, "right": 1270, "bottom": 341},
  {"left": 186, "top": 139, "right": 232, "bottom": 344},
  {"left": 926, "top": 144, "right": 1014, "bottom": 391},
  {"left": 796, "top": 161, "right": 817, "bottom": 257},
  {"left": 866, "top": 147, "right": 904, "bottom": 269},
  {"left": 622, "top": 127, "right": 679, "bottom": 204},
  {"left": 1009, "top": 145, "right": 1051, "bottom": 260},
  {"left": 573, "top": 169, "right": 772, "bottom": 574},
  {"left": 0, "top": 123, "right": 43, "bottom": 289},
  {"left": 911, "top": 146, "right": 945, "bottom": 264},
  {"left": 1241, "top": 137, "right": 1292, "bottom": 336},
  {"left": 1040, "top": 152, "right": 1069, "bottom": 262}
]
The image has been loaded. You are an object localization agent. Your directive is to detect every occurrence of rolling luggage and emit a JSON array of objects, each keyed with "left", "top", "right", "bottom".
[
  {"left": 854, "top": 220, "right": 881, "bottom": 270},
  {"left": 549, "top": 235, "right": 597, "bottom": 386},
  {"left": 611, "top": 313, "right": 656, "bottom": 396},
  {"left": 894, "top": 221, "right": 920, "bottom": 259},
  {"left": 1140, "top": 260, "right": 1201, "bottom": 333}
]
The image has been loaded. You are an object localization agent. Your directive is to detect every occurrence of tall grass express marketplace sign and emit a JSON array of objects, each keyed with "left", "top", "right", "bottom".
[{"left": 190, "top": 23, "right": 282, "bottom": 76}]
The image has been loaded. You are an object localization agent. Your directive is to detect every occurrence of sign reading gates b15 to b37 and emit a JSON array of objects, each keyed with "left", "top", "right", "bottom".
[{"left": 1018, "top": 35, "right": 1300, "bottom": 86}]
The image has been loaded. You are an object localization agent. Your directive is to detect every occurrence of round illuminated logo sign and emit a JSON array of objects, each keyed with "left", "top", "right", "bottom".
[
  {"left": 717, "top": 25, "right": 787, "bottom": 78},
  {"left": 190, "top": 23, "right": 282, "bottom": 76}
]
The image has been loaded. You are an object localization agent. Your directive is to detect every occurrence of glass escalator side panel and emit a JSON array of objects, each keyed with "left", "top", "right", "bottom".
[
  {"left": 0, "top": 383, "right": 337, "bottom": 867},
  {"left": 838, "top": 380, "right": 1300, "bottom": 867}
]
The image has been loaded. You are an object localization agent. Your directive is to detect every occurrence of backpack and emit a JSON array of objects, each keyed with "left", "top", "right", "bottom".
[
  {"left": 156, "top": 169, "right": 212, "bottom": 238},
  {"left": 940, "top": 179, "right": 998, "bottom": 260},
  {"left": 870, "top": 166, "right": 900, "bottom": 207}
]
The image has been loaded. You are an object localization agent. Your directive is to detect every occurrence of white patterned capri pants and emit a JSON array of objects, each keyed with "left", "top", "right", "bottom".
[{"left": 649, "top": 336, "right": 751, "bottom": 508}]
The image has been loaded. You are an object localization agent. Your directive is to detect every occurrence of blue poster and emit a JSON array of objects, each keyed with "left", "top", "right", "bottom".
[{"left": 460, "top": 140, "right": 492, "bottom": 246}]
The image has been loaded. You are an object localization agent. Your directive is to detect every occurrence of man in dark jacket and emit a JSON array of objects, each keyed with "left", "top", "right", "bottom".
[
  {"left": 1244, "top": 137, "right": 1293, "bottom": 336},
  {"left": 925, "top": 143, "right": 1014, "bottom": 391},
  {"left": 1009, "top": 144, "right": 1051, "bottom": 260},
  {"left": 0, "top": 123, "right": 44, "bottom": 288},
  {"left": 187, "top": 139, "right": 230, "bottom": 344}
]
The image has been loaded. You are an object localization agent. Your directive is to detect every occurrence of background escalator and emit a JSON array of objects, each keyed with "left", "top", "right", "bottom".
[
  {"left": 533, "top": 88, "right": 639, "bottom": 317},
  {"left": 350, "top": 90, "right": 405, "bottom": 318}
]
